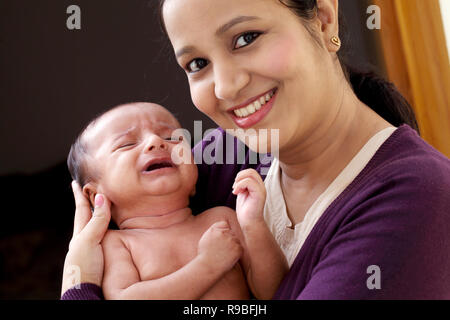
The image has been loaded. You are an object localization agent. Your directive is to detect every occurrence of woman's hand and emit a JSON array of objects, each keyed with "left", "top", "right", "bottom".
[
  {"left": 232, "top": 169, "right": 267, "bottom": 227},
  {"left": 61, "top": 181, "right": 111, "bottom": 297}
]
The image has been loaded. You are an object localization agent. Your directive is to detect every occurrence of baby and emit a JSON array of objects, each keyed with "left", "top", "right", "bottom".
[{"left": 67, "top": 102, "right": 288, "bottom": 300}]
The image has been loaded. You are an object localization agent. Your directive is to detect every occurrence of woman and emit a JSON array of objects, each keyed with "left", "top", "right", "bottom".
[{"left": 61, "top": 0, "right": 450, "bottom": 299}]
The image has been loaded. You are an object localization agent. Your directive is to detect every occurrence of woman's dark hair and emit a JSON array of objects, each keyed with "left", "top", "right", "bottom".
[{"left": 158, "top": 0, "right": 419, "bottom": 132}]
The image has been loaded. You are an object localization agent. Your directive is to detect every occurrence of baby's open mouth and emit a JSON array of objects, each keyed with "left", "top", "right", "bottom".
[
  {"left": 141, "top": 155, "right": 176, "bottom": 174},
  {"left": 144, "top": 161, "right": 174, "bottom": 172}
]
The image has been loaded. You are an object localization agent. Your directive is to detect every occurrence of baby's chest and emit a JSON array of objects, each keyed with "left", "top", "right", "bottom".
[{"left": 126, "top": 231, "right": 202, "bottom": 281}]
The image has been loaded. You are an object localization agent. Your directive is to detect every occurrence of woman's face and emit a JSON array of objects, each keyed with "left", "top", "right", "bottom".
[{"left": 163, "top": 0, "right": 339, "bottom": 153}]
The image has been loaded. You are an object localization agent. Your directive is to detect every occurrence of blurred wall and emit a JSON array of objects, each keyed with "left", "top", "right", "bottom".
[{"left": 440, "top": 0, "right": 450, "bottom": 61}]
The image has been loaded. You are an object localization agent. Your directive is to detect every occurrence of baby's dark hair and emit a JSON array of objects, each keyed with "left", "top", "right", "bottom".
[
  {"left": 67, "top": 113, "right": 104, "bottom": 188},
  {"left": 67, "top": 103, "right": 130, "bottom": 188}
]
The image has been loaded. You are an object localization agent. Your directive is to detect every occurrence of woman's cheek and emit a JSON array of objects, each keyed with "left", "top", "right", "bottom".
[
  {"left": 189, "top": 79, "right": 214, "bottom": 116},
  {"left": 261, "top": 37, "right": 298, "bottom": 77}
]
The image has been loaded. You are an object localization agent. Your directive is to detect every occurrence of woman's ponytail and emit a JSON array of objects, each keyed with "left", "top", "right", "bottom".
[{"left": 344, "top": 64, "right": 420, "bottom": 133}]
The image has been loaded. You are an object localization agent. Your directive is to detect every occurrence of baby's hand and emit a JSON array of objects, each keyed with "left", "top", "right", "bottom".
[
  {"left": 198, "top": 221, "right": 243, "bottom": 273},
  {"left": 232, "top": 169, "right": 266, "bottom": 226}
]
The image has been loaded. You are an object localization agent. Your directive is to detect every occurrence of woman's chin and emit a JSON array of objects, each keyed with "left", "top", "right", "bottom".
[{"left": 234, "top": 134, "right": 279, "bottom": 156}]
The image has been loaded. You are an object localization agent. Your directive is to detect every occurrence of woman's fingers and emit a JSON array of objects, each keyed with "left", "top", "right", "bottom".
[
  {"left": 62, "top": 192, "right": 110, "bottom": 296},
  {"left": 80, "top": 194, "right": 111, "bottom": 244},
  {"left": 72, "top": 181, "right": 92, "bottom": 237}
]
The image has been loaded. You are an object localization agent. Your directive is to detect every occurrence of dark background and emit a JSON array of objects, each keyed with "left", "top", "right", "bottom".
[{"left": 0, "top": 0, "right": 384, "bottom": 299}]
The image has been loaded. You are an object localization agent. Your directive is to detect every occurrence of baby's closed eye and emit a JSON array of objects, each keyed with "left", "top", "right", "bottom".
[
  {"left": 163, "top": 136, "right": 184, "bottom": 143},
  {"left": 114, "top": 141, "right": 137, "bottom": 151}
]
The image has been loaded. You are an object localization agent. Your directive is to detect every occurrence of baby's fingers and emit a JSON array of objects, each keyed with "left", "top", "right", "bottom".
[
  {"left": 234, "top": 169, "right": 263, "bottom": 185},
  {"left": 210, "top": 220, "right": 231, "bottom": 230},
  {"left": 233, "top": 177, "right": 265, "bottom": 196}
]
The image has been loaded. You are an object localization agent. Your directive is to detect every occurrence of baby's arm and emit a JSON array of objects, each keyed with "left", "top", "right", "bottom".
[
  {"left": 232, "top": 169, "right": 289, "bottom": 300},
  {"left": 102, "top": 223, "right": 242, "bottom": 300}
]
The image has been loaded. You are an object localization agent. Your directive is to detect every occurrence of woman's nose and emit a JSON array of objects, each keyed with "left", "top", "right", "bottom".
[{"left": 213, "top": 59, "right": 250, "bottom": 101}]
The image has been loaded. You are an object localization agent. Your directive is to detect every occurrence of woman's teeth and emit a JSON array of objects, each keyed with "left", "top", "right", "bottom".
[{"left": 233, "top": 90, "right": 275, "bottom": 118}]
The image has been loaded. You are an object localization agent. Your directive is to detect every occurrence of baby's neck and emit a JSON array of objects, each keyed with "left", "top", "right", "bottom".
[{"left": 118, "top": 207, "right": 193, "bottom": 230}]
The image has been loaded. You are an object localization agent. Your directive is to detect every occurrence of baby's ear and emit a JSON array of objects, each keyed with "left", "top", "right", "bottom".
[
  {"left": 82, "top": 183, "right": 97, "bottom": 209},
  {"left": 189, "top": 185, "right": 196, "bottom": 197}
]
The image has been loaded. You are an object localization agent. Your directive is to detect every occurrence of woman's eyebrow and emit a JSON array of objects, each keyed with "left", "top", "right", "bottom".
[
  {"left": 175, "top": 15, "right": 260, "bottom": 59},
  {"left": 215, "top": 15, "right": 260, "bottom": 36},
  {"left": 176, "top": 46, "right": 194, "bottom": 59}
]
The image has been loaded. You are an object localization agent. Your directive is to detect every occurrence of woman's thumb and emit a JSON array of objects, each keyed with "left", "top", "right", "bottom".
[{"left": 82, "top": 194, "right": 111, "bottom": 244}]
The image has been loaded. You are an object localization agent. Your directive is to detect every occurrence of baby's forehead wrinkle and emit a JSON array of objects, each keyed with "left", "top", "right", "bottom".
[
  {"left": 143, "top": 110, "right": 181, "bottom": 131},
  {"left": 88, "top": 105, "right": 181, "bottom": 144},
  {"left": 157, "top": 120, "right": 179, "bottom": 130},
  {"left": 112, "top": 126, "right": 137, "bottom": 140},
  {"left": 121, "top": 102, "right": 179, "bottom": 128},
  {"left": 109, "top": 121, "right": 178, "bottom": 142}
]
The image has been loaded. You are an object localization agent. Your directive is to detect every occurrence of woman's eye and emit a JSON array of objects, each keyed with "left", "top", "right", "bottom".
[
  {"left": 234, "top": 32, "right": 261, "bottom": 49},
  {"left": 187, "top": 58, "right": 208, "bottom": 73}
]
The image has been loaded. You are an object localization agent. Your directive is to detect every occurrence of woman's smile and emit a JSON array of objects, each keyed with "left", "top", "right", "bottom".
[{"left": 229, "top": 88, "right": 278, "bottom": 129}]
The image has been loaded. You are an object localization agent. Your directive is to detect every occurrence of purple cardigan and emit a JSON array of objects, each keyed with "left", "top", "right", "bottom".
[{"left": 62, "top": 125, "right": 450, "bottom": 300}]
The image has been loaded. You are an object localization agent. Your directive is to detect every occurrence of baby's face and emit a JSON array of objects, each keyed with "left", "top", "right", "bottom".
[{"left": 84, "top": 103, "right": 197, "bottom": 218}]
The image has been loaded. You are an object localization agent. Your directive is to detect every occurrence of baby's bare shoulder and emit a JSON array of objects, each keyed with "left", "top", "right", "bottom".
[
  {"left": 197, "top": 206, "right": 238, "bottom": 224},
  {"left": 102, "top": 229, "right": 128, "bottom": 249}
]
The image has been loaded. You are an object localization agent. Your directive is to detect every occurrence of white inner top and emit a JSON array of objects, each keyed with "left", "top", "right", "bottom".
[{"left": 263, "top": 126, "right": 397, "bottom": 267}]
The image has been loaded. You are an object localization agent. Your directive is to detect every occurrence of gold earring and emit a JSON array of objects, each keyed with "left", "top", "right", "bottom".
[{"left": 331, "top": 36, "right": 341, "bottom": 47}]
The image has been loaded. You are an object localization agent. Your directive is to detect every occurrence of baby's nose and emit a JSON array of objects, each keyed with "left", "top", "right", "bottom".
[{"left": 146, "top": 137, "right": 168, "bottom": 152}]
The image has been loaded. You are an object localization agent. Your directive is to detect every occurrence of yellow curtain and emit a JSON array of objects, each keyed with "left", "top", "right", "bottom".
[{"left": 373, "top": 0, "right": 450, "bottom": 157}]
